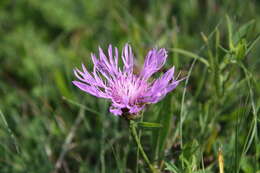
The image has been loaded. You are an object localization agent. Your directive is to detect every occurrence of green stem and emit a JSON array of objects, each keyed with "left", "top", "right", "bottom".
[
  {"left": 136, "top": 113, "right": 144, "bottom": 173},
  {"left": 129, "top": 120, "right": 159, "bottom": 173}
]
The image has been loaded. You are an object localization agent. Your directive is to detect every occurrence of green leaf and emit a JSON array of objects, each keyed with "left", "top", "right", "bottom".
[
  {"left": 235, "top": 39, "right": 247, "bottom": 60},
  {"left": 164, "top": 161, "right": 181, "bottom": 173},
  {"left": 171, "top": 48, "right": 210, "bottom": 67},
  {"left": 137, "top": 122, "right": 162, "bottom": 129},
  {"left": 54, "top": 70, "right": 74, "bottom": 99},
  {"left": 152, "top": 96, "right": 174, "bottom": 162},
  {"left": 233, "top": 19, "right": 255, "bottom": 45},
  {"left": 226, "top": 15, "right": 234, "bottom": 49},
  {"left": 246, "top": 33, "right": 260, "bottom": 56}
]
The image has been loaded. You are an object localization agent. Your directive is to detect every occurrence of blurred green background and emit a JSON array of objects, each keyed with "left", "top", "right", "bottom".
[{"left": 0, "top": 0, "right": 259, "bottom": 173}]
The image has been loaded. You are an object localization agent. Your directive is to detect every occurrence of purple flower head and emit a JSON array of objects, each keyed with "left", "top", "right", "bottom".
[{"left": 73, "top": 44, "right": 182, "bottom": 118}]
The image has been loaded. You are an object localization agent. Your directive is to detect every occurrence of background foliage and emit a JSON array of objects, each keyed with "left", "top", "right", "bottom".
[{"left": 0, "top": 0, "right": 259, "bottom": 172}]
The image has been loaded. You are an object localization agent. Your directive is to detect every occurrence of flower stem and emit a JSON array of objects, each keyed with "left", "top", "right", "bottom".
[
  {"left": 129, "top": 120, "right": 159, "bottom": 173},
  {"left": 136, "top": 115, "right": 143, "bottom": 173}
]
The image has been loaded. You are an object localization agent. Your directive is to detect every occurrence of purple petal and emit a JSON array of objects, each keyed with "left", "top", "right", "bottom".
[
  {"left": 114, "top": 47, "right": 119, "bottom": 69},
  {"left": 91, "top": 53, "right": 98, "bottom": 66},
  {"left": 140, "top": 48, "right": 167, "bottom": 80},
  {"left": 98, "top": 47, "right": 111, "bottom": 70},
  {"left": 109, "top": 106, "right": 122, "bottom": 116},
  {"left": 128, "top": 105, "right": 145, "bottom": 114},
  {"left": 166, "top": 77, "right": 185, "bottom": 93},
  {"left": 72, "top": 81, "right": 109, "bottom": 98},
  {"left": 73, "top": 68, "right": 85, "bottom": 81},
  {"left": 141, "top": 67, "right": 176, "bottom": 103},
  {"left": 122, "top": 44, "right": 134, "bottom": 74},
  {"left": 149, "top": 67, "right": 175, "bottom": 93},
  {"left": 74, "top": 65, "right": 105, "bottom": 88},
  {"left": 166, "top": 80, "right": 180, "bottom": 93},
  {"left": 107, "top": 44, "right": 119, "bottom": 75},
  {"left": 162, "top": 67, "right": 175, "bottom": 81}
]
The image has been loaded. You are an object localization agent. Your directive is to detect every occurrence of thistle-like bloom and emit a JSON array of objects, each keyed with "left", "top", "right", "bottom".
[{"left": 73, "top": 44, "right": 182, "bottom": 117}]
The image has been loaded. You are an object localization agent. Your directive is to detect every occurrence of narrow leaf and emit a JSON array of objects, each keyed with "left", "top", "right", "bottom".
[
  {"left": 137, "top": 122, "right": 162, "bottom": 129},
  {"left": 233, "top": 20, "right": 255, "bottom": 45},
  {"left": 172, "top": 48, "right": 209, "bottom": 67}
]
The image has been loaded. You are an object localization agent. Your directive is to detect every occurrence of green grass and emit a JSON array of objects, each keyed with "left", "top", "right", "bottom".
[{"left": 0, "top": 0, "right": 259, "bottom": 172}]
